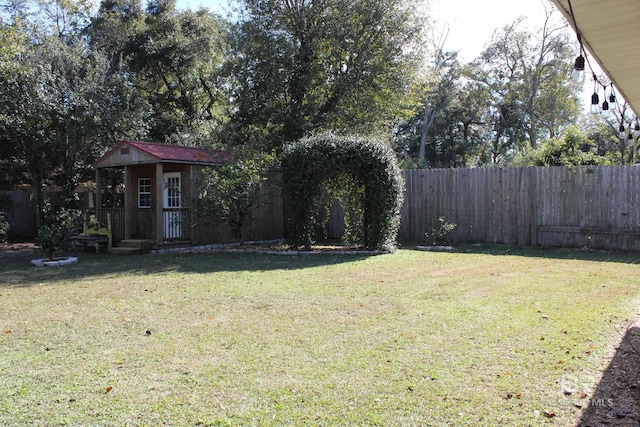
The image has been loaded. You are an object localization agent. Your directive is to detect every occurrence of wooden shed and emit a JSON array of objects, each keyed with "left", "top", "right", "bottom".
[{"left": 92, "top": 140, "right": 283, "bottom": 249}]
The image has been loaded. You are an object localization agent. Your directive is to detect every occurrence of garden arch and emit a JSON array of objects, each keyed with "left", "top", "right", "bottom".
[{"left": 281, "top": 133, "right": 404, "bottom": 251}]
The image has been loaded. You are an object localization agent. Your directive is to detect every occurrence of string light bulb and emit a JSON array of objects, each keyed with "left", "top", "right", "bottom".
[
  {"left": 609, "top": 87, "right": 617, "bottom": 108},
  {"left": 590, "top": 91, "right": 600, "bottom": 114},
  {"left": 571, "top": 54, "right": 585, "bottom": 83}
]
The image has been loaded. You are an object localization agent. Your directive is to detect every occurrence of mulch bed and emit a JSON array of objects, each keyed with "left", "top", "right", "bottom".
[{"left": 577, "top": 320, "right": 640, "bottom": 426}]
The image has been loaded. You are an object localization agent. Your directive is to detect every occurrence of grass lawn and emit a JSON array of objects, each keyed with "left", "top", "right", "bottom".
[{"left": 1, "top": 246, "right": 639, "bottom": 426}]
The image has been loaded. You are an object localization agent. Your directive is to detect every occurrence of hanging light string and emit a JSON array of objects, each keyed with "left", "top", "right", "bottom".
[
  {"left": 568, "top": 0, "right": 585, "bottom": 83},
  {"left": 568, "top": 0, "right": 608, "bottom": 112},
  {"left": 567, "top": 0, "right": 637, "bottom": 141}
]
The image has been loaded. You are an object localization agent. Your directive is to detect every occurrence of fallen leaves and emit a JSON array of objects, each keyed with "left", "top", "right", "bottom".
[
  {"left": 534, "top": 409, "right": 557, "bottom": 418},
  {"left": 503, "top": 393, "right": 522, "bottom": 400}
]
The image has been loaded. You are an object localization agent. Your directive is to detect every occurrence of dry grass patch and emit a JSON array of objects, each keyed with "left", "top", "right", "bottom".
[{"left": 0, "top": 246, "right": 639, "bottom": 425}]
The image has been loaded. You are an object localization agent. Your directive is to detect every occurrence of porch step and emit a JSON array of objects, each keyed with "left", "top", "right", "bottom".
[{"left": 109, "top": 239, "right": 153, "bottom": 255}]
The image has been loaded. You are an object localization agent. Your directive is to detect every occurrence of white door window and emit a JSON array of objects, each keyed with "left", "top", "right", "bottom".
[{"left": 163, "top": 172, "right": 182, "bottom": 239}]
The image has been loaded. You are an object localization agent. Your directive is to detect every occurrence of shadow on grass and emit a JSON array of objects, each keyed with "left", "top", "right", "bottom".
[
  {"left": 3, "top": 243, "right": 639, "bottom": 289},
  {"left": 0, "top": 250, "right": 379, "bottom": 288},
  {"left": 435, "top": 243, "right": 640, "bottom": 265},
  {"left": 576, "top": 325, "right": 640, "bottom": 426}
]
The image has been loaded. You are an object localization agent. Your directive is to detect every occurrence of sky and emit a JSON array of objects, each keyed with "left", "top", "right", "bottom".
[
  {"left": 173, "top": 0, "right": 560, "bottom": 62},
  {"left": 432, "top": 0, "right": 554, "bottom": 61}
]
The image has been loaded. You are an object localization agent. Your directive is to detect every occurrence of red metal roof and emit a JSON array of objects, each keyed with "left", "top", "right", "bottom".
[{"left": 94, "top": 140, "right": 231, "bottom": 167}]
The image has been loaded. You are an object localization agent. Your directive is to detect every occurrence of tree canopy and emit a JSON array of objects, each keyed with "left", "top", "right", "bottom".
[
  {"left": 0, "top": 0, "right": 227, "bottom": 220},
  {"left": 224, "top": 0, "right": 425, "bottom": 152},
  {"left": 394, "top": 8, "right": 585, "bottom": 168}
]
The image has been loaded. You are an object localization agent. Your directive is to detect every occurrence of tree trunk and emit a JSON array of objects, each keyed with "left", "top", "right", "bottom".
[{"left": 419, "top": 98, "right": 436, "bottom": 163}]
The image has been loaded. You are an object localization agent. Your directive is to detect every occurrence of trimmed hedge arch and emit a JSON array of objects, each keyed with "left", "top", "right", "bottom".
[{"left": 281, "top": 133, "right": 404, "bottom": 251}]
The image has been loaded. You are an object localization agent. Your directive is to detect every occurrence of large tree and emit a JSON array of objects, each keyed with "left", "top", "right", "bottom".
[
  {"left": 396, "top": 9, "right": 582, "bottom": 168},
  {"left": 0, "top": 0, "right": 150, "bottom": 222},
  {"left": 466, "top": 9, "right": 580, "bottom": 154},
  {"left": 89, "top": 0, "right": 229, "bottom": 146},
  {"left": 225, "top": 0, "right": 425, "bottom": 152},
  {"left": 394, "top": 49, "right": 494, "bottom": 168}
]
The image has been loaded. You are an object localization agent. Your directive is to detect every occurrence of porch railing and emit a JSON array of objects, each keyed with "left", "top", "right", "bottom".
[
  {"left": 96, "top": 207, "right": 190, "bottom": 242},
  {"left": 163, "top": 207, "right": 191, "bottom": 241}
]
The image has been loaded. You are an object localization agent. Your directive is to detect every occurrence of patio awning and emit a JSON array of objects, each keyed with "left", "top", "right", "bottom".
[{"left": 551, "top": 0, "right": 640, "bottom": 116}]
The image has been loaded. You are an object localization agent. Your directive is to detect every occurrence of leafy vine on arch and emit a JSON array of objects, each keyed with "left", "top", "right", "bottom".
[{"left": 281, "top": 133, "right": 404, "bottom": 251}]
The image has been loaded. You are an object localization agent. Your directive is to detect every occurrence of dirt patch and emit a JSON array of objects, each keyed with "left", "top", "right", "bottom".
[{"left": 0, "top": 241, "right": 38, "bottom": 264}]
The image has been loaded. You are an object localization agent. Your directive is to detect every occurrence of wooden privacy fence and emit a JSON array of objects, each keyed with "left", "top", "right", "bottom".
[
  {"left": 0, "top": 190, "right": 36, "bottom": 239},
  {"left": 0, "top": 190, "right": 92, "bottom": 239},
  {"left": 6, "top": 165, "right": 640, "bottom": 251},
  {"left": 399, "top": 165, "right": 640, "bottom": 251}
]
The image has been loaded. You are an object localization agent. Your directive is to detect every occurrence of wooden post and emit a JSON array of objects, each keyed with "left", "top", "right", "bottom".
[
  {"left": 124, "top": 165, "right": 132, "bottom": 239},
  {"left": 189, "top": 165, "right": 196, "bottom": 244},
  {"left": 95, "top": 168, "right": 103, "bottom": 211},
  {"left": 156, "top": 163, "right": 164, "bottom": 244}
]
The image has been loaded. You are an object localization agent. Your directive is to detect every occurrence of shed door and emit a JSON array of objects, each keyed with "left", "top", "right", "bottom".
[{"left": 163, "top": 172, "right": 182, "bottom": 239}]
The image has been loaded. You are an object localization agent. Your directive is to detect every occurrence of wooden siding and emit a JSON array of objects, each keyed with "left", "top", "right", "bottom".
[{"left": 94, "top": 146, "right": 157, "bottom": 168}]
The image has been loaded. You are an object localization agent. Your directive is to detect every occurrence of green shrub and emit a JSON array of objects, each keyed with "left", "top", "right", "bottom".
[
  {"left": 35, "top": 206, "right": 80, "bottom": 259},
  {"left": 424, "top": 216, "right": 456, "bottom": 246},
  {"left": 195, "top": 151, "right": 275, "bottom": 243},
  {"left": 281, "top": 133, "right": 404, "bottom": 251},
  {"left": 513, "top": 126, "right": 609, "bottom": 167}
]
